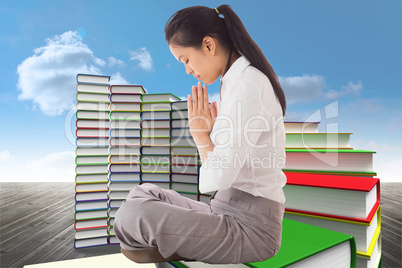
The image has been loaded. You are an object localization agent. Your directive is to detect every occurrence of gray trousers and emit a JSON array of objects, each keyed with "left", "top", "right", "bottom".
[{"left": 114, "top": 183, "right": 284, "bottom": 264}]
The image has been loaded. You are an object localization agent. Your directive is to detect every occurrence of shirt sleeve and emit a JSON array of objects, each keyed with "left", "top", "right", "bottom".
[{"left": 198, "top": 78, "right": 279, "bottom": 194}]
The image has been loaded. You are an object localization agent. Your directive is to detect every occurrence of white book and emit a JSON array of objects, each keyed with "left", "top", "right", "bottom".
[
  {"left": 76, "top": 101, "right": 110, "bottom": 111},
  {"left": 109, "top": 146, "right": 141, "bottom": 156},
  {"left": 76, "top": 110, "right": 109, "bottom": 120},
  {"left": 109, "top": 154, "right": 141, "bottom": 164},
  {"left": 171, "top": 110, "right": 188, "bottom": 119},
  {"left": 110, "top": 137, "right": 141, "bottom": 147},
  {"left": 75, "top": 183, "right": 108, "bottom": 193},
  {"left": 109, "top": 164, "right": 141, "bottom": 173},
  {"left": 75, "top": 191, "right": 109, "bottom": 202},
  {"left": 77, "top": 83, "right": 110, "bottom": 94},
  {"left": 108, "top": 191, "right": 130, "bottom": 200},
  {"left": 76, "top": 147, "right": 109, "bottom": 156},
  {"left": 171, "top": 100, "right": 188, "bottom": 110},
  {"left": 141, "top": 128, "right": 171, "bottom": 138},
  {"left": 171, "top": 173, "right": 199, "bottom": 184},
  {"left": 171, "top": 164, "right": 199, "bottom": 175},
  {"left": 141, "top": 146, "right": 171, "bottom": 155},
  {"left": 109, "top": 172, "right": 141, "bottom": 182},
  {"left": 141, "top": 137, "right": 170, "bottom": 147},
  {"left": 75, "top": 173, "right": 108, "bottom": 184},
  {"left": 75, "top": 228, "right": 108, "bottom": 240},
  {"left": 142, "top": 111, "right": 171, "bottom": 120},
  {"left": 141, "top": 164, "right": 171, "bottom": 173},
  {"left": 110, "top": 111, "right": 141, "bottom": 121},
  {"left": 109, "top": 181, "right": 141, "bottom": 191},
  {"left": 75, "top": 209, "right": 109, "bottom": 221},
  {"left": 75, "top": 200, "right": 108, "bottom": 211},
  {"left": 75, "top": 218, "right": 108, "bottom": 230},
  {"left": 77, "top": 92, "right": 110, "bottom": 102},
  {"left": 75, "top": 165, "right": 108, "bottom": 175},
  {"left": 110, "top": 102, "right": 141, "bottom": 111},
  {"left": 171, "top": 119, "right": 189, "bottom": 128},
  {"left": 142, "top": 102, "right": 172, "bottom": 111},
  {"left": 142, "top": 182, "right": 170, "bottom": 190},
  {"left": 284, "top": 121, "right": 319, "bottom": 133},
  {"left": 109, "top": 120, "right": 141, "bottom": 129},
  {"left": 110, "top": 85, "right": 145, "bottom": 94},
  {"left": 76, "top": 137, "right": 109, "bottom": 147},
  {"left": 110, "top": 94, "right": 142, "bottom": 103},
  {"left": 141, "top": 119, "right": 171, "bottom": 129},
  {"left": 109, "top": 200, "right": 124, "bottom": 209},
  {"left": 108, "top": 208, "right": 118, "bottom": 217},
  {"left": 171, "top": 155, "right": 199, "bottom": 166},
  {"left": 285, "top": 133, "right": 352, "bottom": 149},
  {"left": 76, "top": 119, "right": 109, "bottom": 129},
  {"left": 285, "top": 150, "right": 374, "bottom": 173},
  {"left": 77, "top": 74, "right": 110, "bottom": 84},
  {"left": 141, "top": 173, "right": 171, "bottom": 182},
  {"left": 76, "top": 155, "right": 109, "bottom": 165},
  {"left": 171, "top": 137, "right": 196, "bottom": 147},
  {"left": 110, "top": 129, "right": 141, "bottom": 137},
  {"left": 76, "top": 128, "right": 109, "bottom": 137},
  {"left": 178, "top": 192, "right": 198, "bottom": 201},
  {"left": 141, "top": 155, "right": 171, "bottom": 165},
  {"left": 171, "top": 147, "right": 199, "bottom": 156},
  {"left": 142, "top": 93, "right": 181, "bottom": 103},
  {"left": 171, "top": 128, "right": 192, "bottom": 138}
]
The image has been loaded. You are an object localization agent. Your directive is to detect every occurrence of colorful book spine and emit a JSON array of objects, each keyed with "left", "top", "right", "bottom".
[
  {"left": 74, "top": 73, "right": 111, "bottom": 248},
  {"left": 107, "top": 85, "right": 145, "bottom": 244}
]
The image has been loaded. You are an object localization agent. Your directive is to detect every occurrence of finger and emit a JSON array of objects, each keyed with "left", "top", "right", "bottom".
[
  {"left": 197, "top": 82, "right": 203, "bottom": 112},
  {"left": 192, "top": 86, "right": 198, "bottom": 112},
  {"left": 203, "top": 84, "right": 210, "bottom": 111},
  {"left": 211, "top": 101, "right": 218, "bottom": 119},
  {"left": 187, "top": 94, "right": 192, "bottom": 116}
]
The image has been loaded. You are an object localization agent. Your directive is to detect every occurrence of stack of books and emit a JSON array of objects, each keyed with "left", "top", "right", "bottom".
[
  {"left": 74, "top": 74, "right": 111, "bottom": 248},
  {"left": 108, "top": 85, "right": 146, "bottom": 244},
  {"left": 282, "top": 121, "right": 381, "bottom": 268},
  {"left": 170, "top": 100, "right": 201, "bottom": 201},
  {"left": 140, "top": 93, "right": 181, "bottom": 190}
]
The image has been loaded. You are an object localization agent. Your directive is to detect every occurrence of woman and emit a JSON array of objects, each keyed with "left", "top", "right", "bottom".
[{"left": 114, "top": 5, "right": 287, "bottom": 264}]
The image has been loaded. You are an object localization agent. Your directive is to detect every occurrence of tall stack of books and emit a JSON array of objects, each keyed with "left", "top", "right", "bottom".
[
  {"left": 170, "top": 100, "right": 200, "bottom": 201},
  {"left": 140, "top": 93, "right": 181, "bottom": 190},
  {"left": 108, "top": 85, "right": 145, "bottom": 244},
  {"left": 282, "top": 121, "right": 381, "bottom": 268},
  {"left": 74, "top": 74, "right": 111, "bottom": 248}
]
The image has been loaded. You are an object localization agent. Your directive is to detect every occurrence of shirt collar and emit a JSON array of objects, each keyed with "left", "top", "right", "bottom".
[{"left": 221, "top": 55, "right": 251, "bottom": 86}]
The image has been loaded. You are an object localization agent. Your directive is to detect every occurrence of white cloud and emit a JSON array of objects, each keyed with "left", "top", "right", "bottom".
[
  {"left": 129, "top": 47, "right": 153, "bottom": 71},
  {"left": 279, "top": 74, "right": 326, "bottom": 104},
  {"left": 17, "top": 31, "right": 104, "bottom": 116},
  {"left": 0, "top": 151, "right": 75, "bottom": 182},
  {"left": 110, "top": 72, "right": 130, "bottom": 85},
  {"left": 16, "top": 31, "right": 130, "bottom": 116},
  {"left": 324, "top": 81, "right": 362, "bottom": 100},
  {"left": 343, "top": 98, "right": 384, "bottom": 114},
  {"left": 279, "top": 75, "right": 363, "bottom": 105},
  {"left": 107, "top": 57, "right": 125, "bottom": 68},
  {"left": 0, "top": 150, "right": 14, "bottom": 163}
]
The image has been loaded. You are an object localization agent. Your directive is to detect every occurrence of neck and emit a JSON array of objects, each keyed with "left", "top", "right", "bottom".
[{"left": 223, "top": 48, "right": 240, "bottom": 76}]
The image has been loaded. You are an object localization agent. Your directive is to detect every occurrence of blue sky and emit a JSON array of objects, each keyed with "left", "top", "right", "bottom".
[{"left": 0, "top": 0, "right": 401, "bottom": 182}]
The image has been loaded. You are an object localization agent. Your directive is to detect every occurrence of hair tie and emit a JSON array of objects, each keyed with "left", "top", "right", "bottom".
[{"left": 215, "top": 8, "right": 220, "bottom": 15}]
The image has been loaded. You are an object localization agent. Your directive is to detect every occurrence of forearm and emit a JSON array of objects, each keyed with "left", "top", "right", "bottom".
[{"left": 194, "top": 135, "right": 215, "bottom": 164}]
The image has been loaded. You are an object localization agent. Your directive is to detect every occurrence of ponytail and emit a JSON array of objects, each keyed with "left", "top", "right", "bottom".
[{"left": 165, "top": 5, "right": 286, "bottom": 116}]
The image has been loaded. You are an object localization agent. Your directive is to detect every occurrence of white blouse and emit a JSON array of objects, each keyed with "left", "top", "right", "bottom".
[{"left": 199, "top": 56, "right": 287, "bottom": 204}]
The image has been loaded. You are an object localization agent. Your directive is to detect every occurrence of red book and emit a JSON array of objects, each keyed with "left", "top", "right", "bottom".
[{"left": 283, "top": 172, "right": 380, "bottom": 223}]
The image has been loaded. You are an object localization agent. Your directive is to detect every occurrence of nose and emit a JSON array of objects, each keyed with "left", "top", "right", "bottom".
[{"left": 185, "top": 64, "right": 193, "bottom": 75}]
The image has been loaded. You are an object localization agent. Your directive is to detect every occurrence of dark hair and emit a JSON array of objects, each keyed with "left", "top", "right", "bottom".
[{"left": 165, "top": 5, "right": 286, "bottom": 116}]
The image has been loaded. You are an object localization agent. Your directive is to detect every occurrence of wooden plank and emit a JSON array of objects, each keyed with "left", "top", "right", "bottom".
[{"left": 0, "top": 183, "right": 74, "bottom": 226}]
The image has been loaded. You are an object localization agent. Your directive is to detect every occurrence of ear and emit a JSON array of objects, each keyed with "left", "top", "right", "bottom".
[{"left": 202, "top": 36, "right": 216, "bottom": 55}]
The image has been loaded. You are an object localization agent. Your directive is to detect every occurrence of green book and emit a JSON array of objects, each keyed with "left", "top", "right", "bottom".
[
  {"left": 170, "top": 218, "right": 356, "bottom": 268},
  {"left": 142, "top": 93, "right": 181, "bottom": 103}
]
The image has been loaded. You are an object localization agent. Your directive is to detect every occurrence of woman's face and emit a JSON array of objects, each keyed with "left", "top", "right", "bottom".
[{"left": 169, "top": 39, "right": 224, "bottom": 85}]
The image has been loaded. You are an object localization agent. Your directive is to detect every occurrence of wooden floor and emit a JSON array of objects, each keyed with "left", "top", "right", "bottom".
[{"left": 0, "top": 182, "right": 401, "bottom": 268}]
